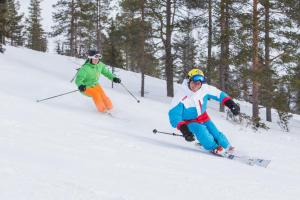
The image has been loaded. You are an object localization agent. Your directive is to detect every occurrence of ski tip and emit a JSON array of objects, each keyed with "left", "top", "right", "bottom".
[{"left": 260, "top": 160, "right": 271, "bottom": 168}]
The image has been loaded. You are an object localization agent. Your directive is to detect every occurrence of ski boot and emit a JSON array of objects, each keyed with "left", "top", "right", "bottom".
[{"left": 212, "top": 146, "right": 228, "bottom": 157}]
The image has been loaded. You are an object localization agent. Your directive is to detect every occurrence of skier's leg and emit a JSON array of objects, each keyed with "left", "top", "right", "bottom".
[
  {"left": 188, "top": 122, "right": 218, "bottom": 151},
  {"left": 95, "top": 85, "right": 113, "bottom": 110},
  {"left": 84, "top": 86, "right": 106, "bottom": 112},
  {"left": 204, "top": 120, "right": 230, "bottom": 149}
]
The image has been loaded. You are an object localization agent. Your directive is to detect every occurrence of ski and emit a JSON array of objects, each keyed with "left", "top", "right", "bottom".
[
  {"left": 226, "top": 153, "right": 271, "bottom": 168},
  {"left": 194, "top": 142, "right": 271, "bottom": 168}
]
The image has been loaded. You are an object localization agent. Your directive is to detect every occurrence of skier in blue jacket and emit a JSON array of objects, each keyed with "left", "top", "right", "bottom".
[{"left": 168, "top": 68, "right": 240, "bottom": 156}]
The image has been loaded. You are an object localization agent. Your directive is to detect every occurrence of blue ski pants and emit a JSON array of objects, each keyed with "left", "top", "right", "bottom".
[{"left": 187, "top": 120, "right": 230, "bottom": 150}]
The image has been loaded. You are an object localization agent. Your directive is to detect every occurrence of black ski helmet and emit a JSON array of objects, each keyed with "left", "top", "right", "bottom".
[{"left": 87, "top": 49, "right": 102, "bottom": 59}]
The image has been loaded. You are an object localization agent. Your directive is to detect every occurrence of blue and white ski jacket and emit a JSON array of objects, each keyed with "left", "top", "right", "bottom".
[{"left": 168, "top": 80, "right": 231, "bottom": 129}]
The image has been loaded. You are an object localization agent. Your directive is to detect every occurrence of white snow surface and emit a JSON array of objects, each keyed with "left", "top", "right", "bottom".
[{"left": 0, "top": 46, "right": 300, "bottom": 200}]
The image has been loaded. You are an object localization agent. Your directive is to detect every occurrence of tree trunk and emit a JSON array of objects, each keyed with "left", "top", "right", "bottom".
[
  {"left": 165, "top": 0, "right": 174, "bottom": 97},
  {"left": 219, "top": 0, "right": 226, "bottom": 112},
  {"left": 96, "top": 0, "right": 102, "bottom": 52},
  {"left": 224, "top": 1, "right": 230, "bottom": 91},
  {"left": 0, "top": 0, "right": 7, "bottom": 45},
  {"left": 111, "top": 28, "right": 116, "bottom": 88},
  {"left": 70, "top": 0, "right": 76, "bottom": 57},
  {"left": 74, "top": 17, "right": 78, "bottom": 57},
  {"left": 207, "top": 0, "right": 212, "bottom": 84},
  {"left": 264, "top": 0, "right": 272, "bottom": 122},
  {"left": 140, "top": 0, "right": 146, "bottom": 97},
  {"left": 252, "top": 0, "right": 259, "bottom": 120}
]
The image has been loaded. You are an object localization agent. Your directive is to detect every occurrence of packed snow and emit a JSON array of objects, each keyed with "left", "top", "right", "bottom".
[{"left": 0, "top": 46, "right": 300, "bottom": 200}]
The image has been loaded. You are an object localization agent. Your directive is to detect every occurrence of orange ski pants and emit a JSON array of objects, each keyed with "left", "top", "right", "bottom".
[{"left": 83, "top": 84, "right": 113, "bottom": 112}]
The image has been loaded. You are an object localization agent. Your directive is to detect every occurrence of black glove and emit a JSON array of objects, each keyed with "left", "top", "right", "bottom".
[
  {"left": 78, "top": 85, "right": 86, "bottom": 92},
  {"left": 179, "top": 124, "right": 195, "bottom": 142},
  {"left": 113, "top": 77, "right": 121, "bottom": 83},
  {"left": 224, "top": 99, "right": 240, "bottom": 116}
]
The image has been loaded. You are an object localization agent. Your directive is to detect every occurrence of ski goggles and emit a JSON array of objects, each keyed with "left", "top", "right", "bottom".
[
  {"left": 190, "top": 74, "right": 205, "bottom": 83},
  {"left": 88, "top": 54, "right": 102, "bottom": 59}
]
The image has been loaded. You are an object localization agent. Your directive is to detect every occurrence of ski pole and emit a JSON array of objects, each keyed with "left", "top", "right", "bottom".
[
  {"left": 70, "top": 68, "right": 80, "bottom": 83},
  {"left": 36, "top": 89, "right": 79, "bottom": 103},
  {"left": 120, "top": 82, "right": 140, "bottom": 103},
  {"left": 153, "top": 129, "right": 183, "bottom": 137}
]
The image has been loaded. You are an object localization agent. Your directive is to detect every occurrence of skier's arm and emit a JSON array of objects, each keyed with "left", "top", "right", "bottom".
[
  {"left": 206, "top": 85, "right": 240, "bottom": 115},
  {"left": 75, "top": 68, "right": 87, "bottom": 87},
  {"left": 98, "top": 62, "right": 115, "bottom": 80},
  {"left": 205, "top": 84, "right": 231, "bottom": 105}
]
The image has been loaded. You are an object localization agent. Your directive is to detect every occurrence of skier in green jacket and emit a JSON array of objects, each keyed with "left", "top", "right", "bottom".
[{"left": 75, "top": 50, "right": 121, "bottom": 112}]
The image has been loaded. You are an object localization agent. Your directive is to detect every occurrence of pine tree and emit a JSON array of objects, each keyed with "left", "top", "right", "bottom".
[
  {"left": 148, "top": 0, "right": 183, "bottom": 97},
  {"left": 139, "top": 0, "right": 146, "bottom": 97},
  {"left": 184, "top": 0, "right": 219, "bottom": 84},
  {"left": 76, "top": 0, "right": 98, "bottom": 57},
  {"left": 278, "top": 0, "right": 300, "bottom": 25},
  {"left": 274, "top": 81, "right": 293, "bottom": 132},
  {"left": 173, "top": 15, "right": 197, "bottom": 83},
  {"left": 102, "top": 19, "right": 124, "bottom": 68},
  {"left": 218, "top": 0, "right": 232, "bottom": 112},
  {"left": 251, "top": 0, "right": 260, "bottom": 121},
  {"left": 262, "top": 0, "right": 272, "bottom": 121},
  {"left": 94, "top": 0, "right": 109, "bottom": 53},
  {"left": 26, "top": 0, "right": 47, "bottom": 51},
  {"left": 207, "top": 0, "right": 214, "bottom": 84},
  {"left": 276, "top": 0, "right": 300, "bottom": 115},
  {"left": 52, "top": 0, "right": 81, "bottom": 56},
  {"left": 292, "top": 63, "right": 300, "bottom": 114},
  {"left": 118, "top": 0, "right": 143, "bottom": 72},
  {"left": 0, "top": 0, "right": 8, "bottom": 44},
  {"left": 52, "top": 0, "right": 110, "bottom": 57},
  {"left": 7, "top": 0, "right": 24, "bottom": 46},
  {"left": 118, "top": 0, "right": 160, "bottom": 95},
  {"left": 55, "top": 40, "right": 63, "bottom": 54}
]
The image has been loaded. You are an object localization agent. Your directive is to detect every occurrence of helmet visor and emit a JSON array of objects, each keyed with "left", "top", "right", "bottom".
[{"left": 191, "top": 75, "right": 205, "bottom": 82}]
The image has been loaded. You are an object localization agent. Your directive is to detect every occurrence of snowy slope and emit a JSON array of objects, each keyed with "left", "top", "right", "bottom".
[{"left": 0, "top": 46, "right": 300, "bottom": 200}]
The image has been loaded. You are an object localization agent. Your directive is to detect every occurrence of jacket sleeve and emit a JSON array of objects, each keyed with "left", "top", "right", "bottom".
[
  {"left": 98, "top": 62, "right": 115, "bottom": 80},
  {"left": 205, "top": 84, "right": 231, "bottom": 105},
  {"left": 75, "top": 68, "right": 86, "bottom": 87}
]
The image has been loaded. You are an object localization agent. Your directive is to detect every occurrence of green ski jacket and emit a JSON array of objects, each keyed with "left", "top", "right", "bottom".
[{"left": 75, "top": 61, "right": 115, "bottom": 88}]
